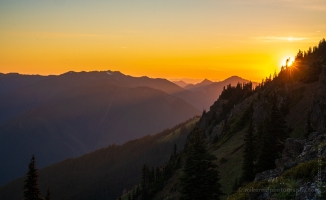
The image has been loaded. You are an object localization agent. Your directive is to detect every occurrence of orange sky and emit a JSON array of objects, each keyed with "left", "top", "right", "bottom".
[{"left": 0, "top": 0, "right": 325, "bottom": 82}]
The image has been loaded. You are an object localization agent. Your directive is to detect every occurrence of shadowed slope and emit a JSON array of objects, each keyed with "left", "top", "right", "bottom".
[{"left": 0, "top": 82, "right": 200, "bottom": 185}]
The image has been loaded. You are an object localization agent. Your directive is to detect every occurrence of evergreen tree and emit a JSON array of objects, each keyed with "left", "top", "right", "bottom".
[
  {"left": 136, "top": 185, "right": 140, "bottom": 198},
  {"left": 241, "top": 118, "right": 256, "bottom": 182},
  {"left": 141, "top": 164, "right": 149, "bottom": 200},
  {"left": 24, "top": 155, "right": 42, "bottom": 200},
  {"left": 45, "top": 187, "right": 51, "bottom": 200},
  {"left": 131, "top": 188, "right": 136, "bottom": 200},
  {"left": 180, "top": 128, "right": 223, "bottom": 200},
  {"left": 256, "top": 95, "right": 287, "bottom": 172}
]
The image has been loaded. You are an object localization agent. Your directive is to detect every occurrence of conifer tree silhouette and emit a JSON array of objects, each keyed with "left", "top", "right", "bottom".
[
  {"left": 180, "top": 128, "right": 223, "bottom": 200},
  {"left": 24, "top": 155, "right": 42, "bottom": 200}
]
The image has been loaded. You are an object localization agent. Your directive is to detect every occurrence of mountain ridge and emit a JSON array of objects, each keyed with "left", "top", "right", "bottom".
[
  {"left": 0, "top": 70, "right": 257, "bottom": 189},
  {"left": 0, "top": 73, "right": 201, "bottom": 185}
]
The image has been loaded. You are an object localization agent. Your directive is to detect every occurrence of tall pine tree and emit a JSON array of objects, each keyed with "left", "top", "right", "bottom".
[
  {"left": 141, "top": 164, "right": 149, "bottom": 200},
  {"left": 256, "top": 94, "right": 287, "bottom": 172},
  {"left": 24, "top": 155, "right": 42, "bottom": 200},
  {"left": 241, "top": 118, "right": 256, "bottom": 182},
  {"left": 180, "top": 128, "right": 223, "bottom": 200},
  {"left": 45, "top": 187, "right": 51, "bottom": 200}
]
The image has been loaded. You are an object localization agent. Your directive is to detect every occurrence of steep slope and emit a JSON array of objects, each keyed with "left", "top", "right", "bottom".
[
  {"left": 0, "top": 117, "right": 199, "bottom": 200},
  {"left": 156, "top": 80, "right": 321, "bottom": 199},
  {"left": 0, "top": 83, "right": 200, "bottom": 186},
  {"left": 142, "top": 39, "right": 326, "bottom": 200}
]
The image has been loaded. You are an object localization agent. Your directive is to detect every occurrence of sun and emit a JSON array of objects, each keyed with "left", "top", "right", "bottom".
[{"left": 281, "top": 56, "right": 294, "bottom": 67}]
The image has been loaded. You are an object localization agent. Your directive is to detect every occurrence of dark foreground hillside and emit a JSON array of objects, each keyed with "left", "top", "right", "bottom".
[{"left": 0, "top": 117, "right": 198, "bottom": 200}]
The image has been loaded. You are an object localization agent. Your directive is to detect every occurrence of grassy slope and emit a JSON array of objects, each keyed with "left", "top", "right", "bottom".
[
  {"left": 215, "top": 81, "right": 318, "bottom": 197},
  {"left": 157, "top": 118, "right": 199, "bottom": 143},
  {"left": 151, "top": 119, "right": 247, "bottom": 200},
  {"left": 213, "top": 130, "right": 245, "bottom": 197},
  {"left": 228, "top": 158, "right": 326, "bottom": 200},
  {"left": 152, "top": 80, "right": 319, "bottom": 200}
]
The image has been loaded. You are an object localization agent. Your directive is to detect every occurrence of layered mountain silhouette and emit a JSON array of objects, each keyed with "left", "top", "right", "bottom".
[
  {"left": 0, "top": 71, "right": 250, "bottom": 185},
  {"left": 184, "top": 79, "right": 213, "bottom": 91},
  {"left": 172, "top": 80, "right": 189, "bottom": 88}
]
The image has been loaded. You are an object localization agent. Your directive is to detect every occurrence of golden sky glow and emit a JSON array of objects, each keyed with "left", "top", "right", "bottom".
[{"left": 0, "top": 0, "right": 325, "bottom": 82}]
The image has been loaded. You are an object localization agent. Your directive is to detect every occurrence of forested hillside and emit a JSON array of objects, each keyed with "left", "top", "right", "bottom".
[{"left": 124, "top": 39, "right": 326, "bottom": 200}]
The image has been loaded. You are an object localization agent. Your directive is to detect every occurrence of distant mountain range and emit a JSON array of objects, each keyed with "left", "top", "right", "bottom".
[
  {"left": 0, "top": 71, "right": 253, "bottom": 185},
  {"left": 184, "top": 79, "right": 213, "bottom": 91},
  {"left": 174, "top": 76, "right": 258, "bottom": 107}
]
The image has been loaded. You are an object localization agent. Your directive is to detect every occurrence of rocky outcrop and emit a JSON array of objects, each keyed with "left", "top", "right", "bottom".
[
  {"left": 208, "top": 95, "right": 255, "bottom": 141},
  {"left": 295, "top": 168, "right": 326, "bottom": 200},
  {"left": 253, "top": 132, "right": 326, "bottom": 199},
  {"left": 275, "top": 138, "right": 305, "bottom": 172},
  {"left": 255, "top": 133, "right": 326, "bottom": 182},
  {"left": 295, "top": 182, "right": 320, "bottom": 200},
  {"left": 198, "top": 99, "right": 228, "bottom": 133},
  {"left": 254, "top": 169, "right": 279, "bottom": 182}
]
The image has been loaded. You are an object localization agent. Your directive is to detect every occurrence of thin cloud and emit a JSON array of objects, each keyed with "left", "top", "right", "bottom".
[{"left": 255, "top": 36, "right": 309, "bottom": 42}]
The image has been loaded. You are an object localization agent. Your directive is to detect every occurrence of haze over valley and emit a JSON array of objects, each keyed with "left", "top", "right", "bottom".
[{"left": 0, "top": 71, "right": 252, "bottom": 185}]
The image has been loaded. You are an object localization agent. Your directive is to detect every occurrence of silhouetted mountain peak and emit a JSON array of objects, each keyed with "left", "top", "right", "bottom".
[
  {"left": 224, "top": 75, "right": 247, "bottom": 82},
  {"left": 200, "top": 79, "right": 213, "bottom": 85},
  {"left": 184, "top": 78, "right": 214, "bottom": 91},
  {"left": 172, "top": 80, "right": 189, "bottom": 88}
]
